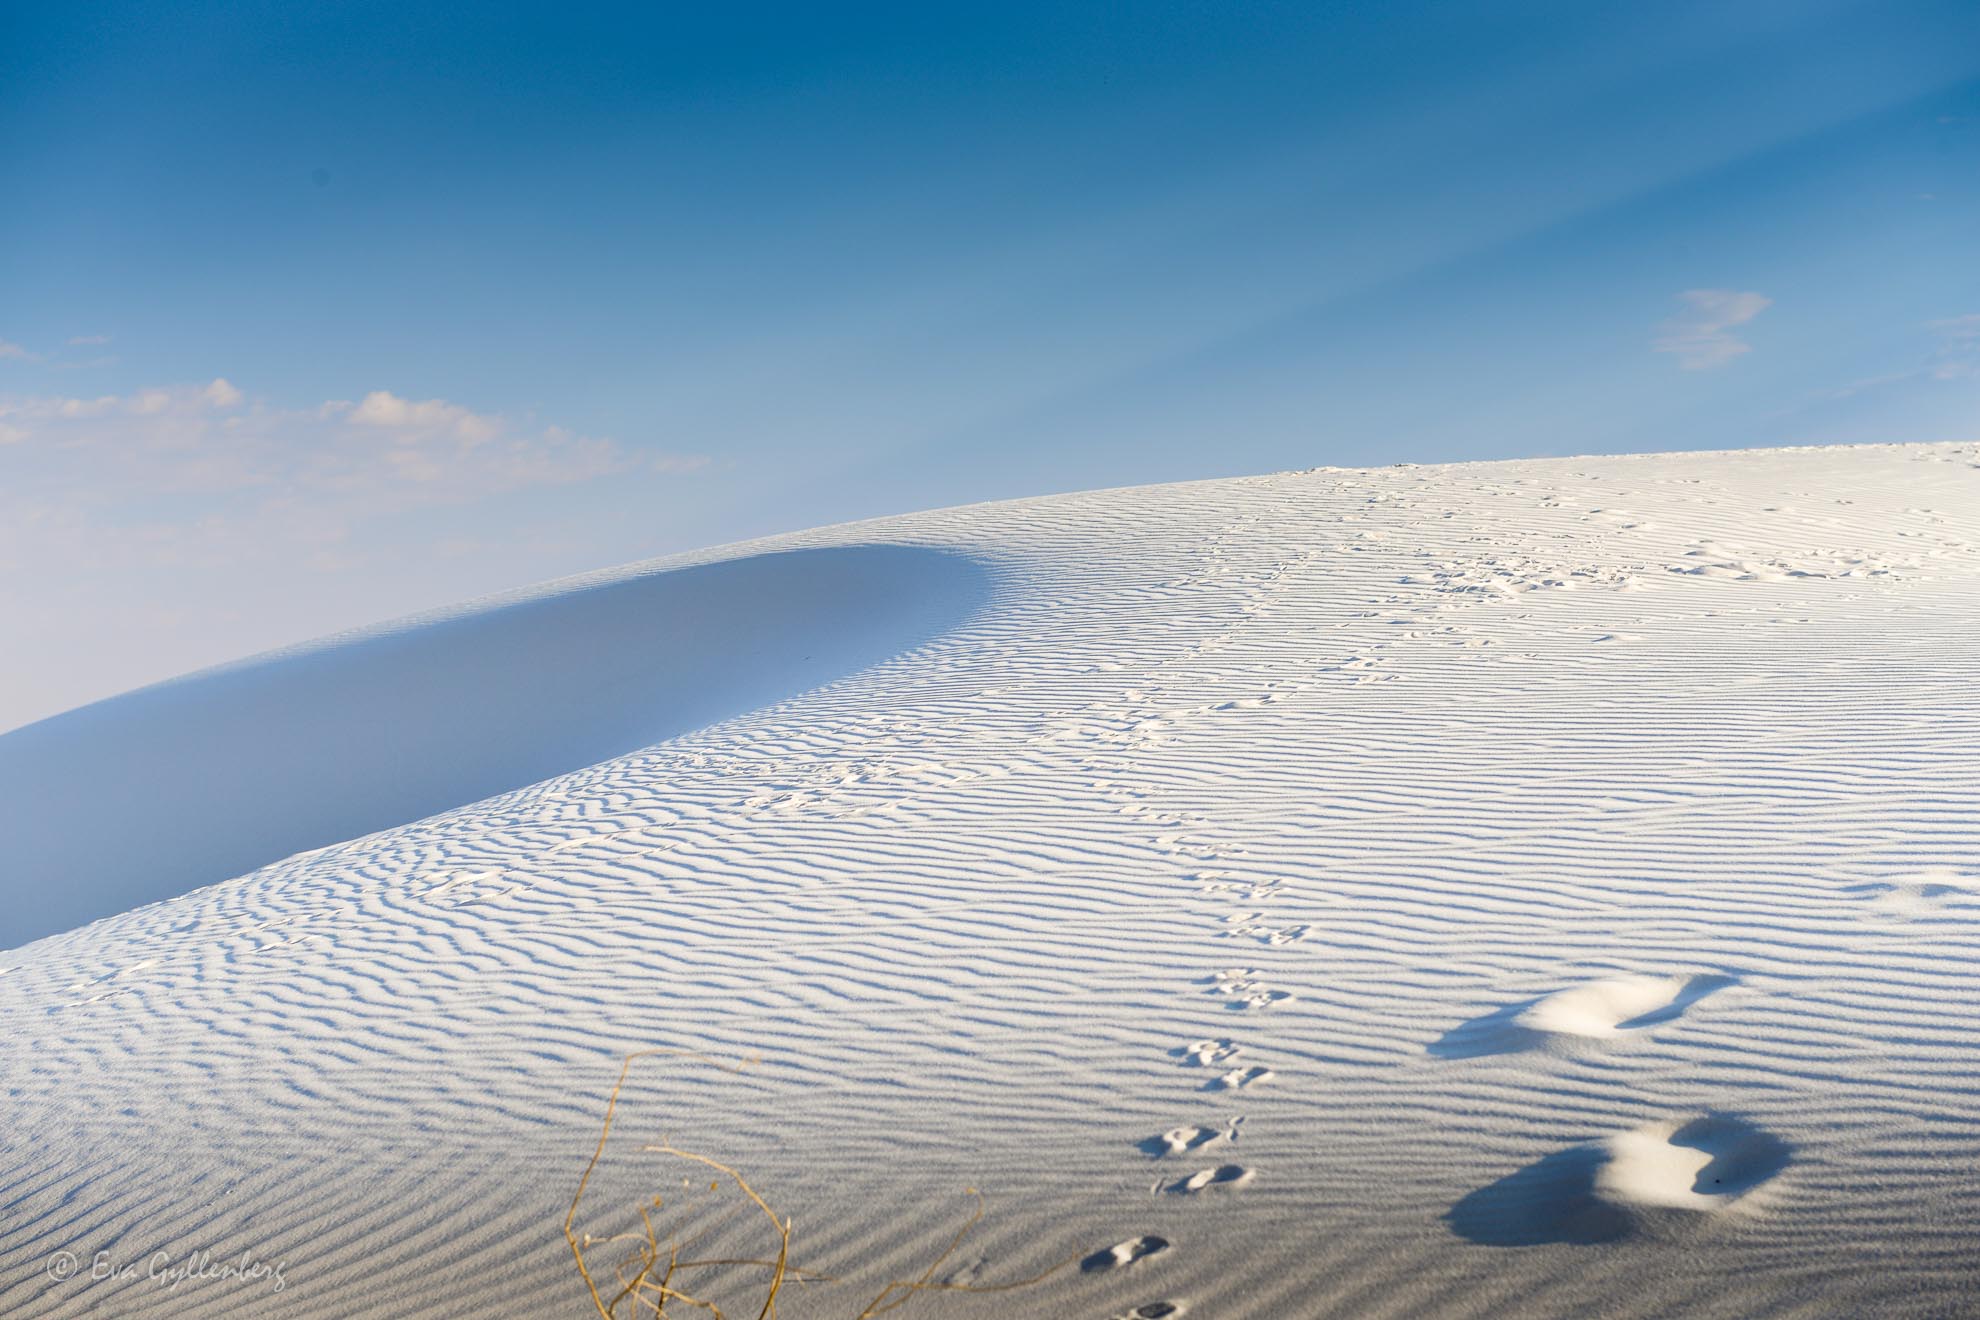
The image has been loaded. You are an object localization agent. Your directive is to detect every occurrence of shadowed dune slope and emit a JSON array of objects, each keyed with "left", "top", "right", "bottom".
[{"left": 0, "top": 543, "right": 990, "bottom": 949}]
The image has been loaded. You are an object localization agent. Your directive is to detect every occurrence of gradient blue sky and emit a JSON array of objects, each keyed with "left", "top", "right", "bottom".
[{"left": 3, "top": 0, "right": 1978, "bottom": 727}]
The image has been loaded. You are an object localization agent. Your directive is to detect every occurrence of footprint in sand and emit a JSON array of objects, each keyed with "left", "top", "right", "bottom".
[
  {"left": 1220, "top": 920, "right": 1310, "bottom": 946},
  {"left": 1204, "top": 968, "right": 1293, "bottom": 1010},
  {"left": 1198, "top": 875, "right": 1284, "bottom": 902},
  {"left": 1171, "top": 1039, "right": 1240, "bottom": 1068},
  {"left": 1446, "top": 1113, "right": 1789, "bottom": 1246},
  {"left": 1207, "top": 1065, "right": 1274, "bottom": 1092},
  {"left": 1159, "top": 1164, "right": 1253, "bottom": 1195},
  {"left": 1598, "top": 1115, "right": 1788, "bottom": 1210},
  {"left": 1430, "top": 972, "right": 1737, "bottom": 1059},
  {"left": 1140, "top": 1119, "right": 1242, "bottom": 1158},
  {"left": 1082, "top": 1235, "right": 1171, "bottom": 1273},
  {"left": 424, "top": 868, "right": 527, "bottom": 908},
  {"left": 1110, "top": 1304, "right": 1187, "bottom": 1320},
  {"left": 1847, "top": 867, "right": 1974, "bottom": 918}
]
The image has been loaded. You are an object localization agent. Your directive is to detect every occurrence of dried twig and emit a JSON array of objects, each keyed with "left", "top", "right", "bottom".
[{"left": 571, "top": 1050, "right": 1073, "bottom": 1318}]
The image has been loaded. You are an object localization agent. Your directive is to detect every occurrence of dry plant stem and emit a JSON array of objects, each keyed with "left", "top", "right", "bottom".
[
  {"left": 567, "top": 1049, "right": 759, "bottom": 1320},
  {"left": 643, "top": 1145, "right": 792, "bottom": 1320},
  {"left": 574, "top": 1049, "right": 1071, "bottom": 1318}
]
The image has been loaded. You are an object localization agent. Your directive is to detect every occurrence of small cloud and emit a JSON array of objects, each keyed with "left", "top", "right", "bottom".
[
  {"left": 56, "top": 395, "right": 120, "bottom": 419},
  {"left": 1653, "top": 289, "right": 1772, "bottom": 370},
  {"left": 0, "top": 340, "right": 40, "bottom": 362},
  {"left": 347, "top": 390, "right": 500, "bottom": 443},
  {"left": 67, "top": 334, "right": 111, "bottom": 347}
]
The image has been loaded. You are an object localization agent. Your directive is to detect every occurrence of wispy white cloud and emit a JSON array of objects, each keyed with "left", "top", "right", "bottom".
[
  {"left": 1814, "top": 314, "right": 1980, "bottom": 401},
  {"left": 0, "top": 378, "right": 705, "bottom": 554},
  {"left": 1929, "top": 314, "right": 1980, "bottom": 380},
  {"left": 1653, "top": 289, "right": 1772, "bottom": 370},
  {"left": 3, "top": 335, "right": 114, "bottom": 367}
]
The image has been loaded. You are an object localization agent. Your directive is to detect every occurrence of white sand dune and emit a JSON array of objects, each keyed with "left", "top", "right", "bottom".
[{"left": 3, "top": 441, "right": 1979, "bottom": 1317}]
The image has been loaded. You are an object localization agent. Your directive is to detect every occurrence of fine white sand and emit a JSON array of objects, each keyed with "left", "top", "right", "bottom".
[{"left": 2, "top": 440, "right": 1978, "bottom": 1317}]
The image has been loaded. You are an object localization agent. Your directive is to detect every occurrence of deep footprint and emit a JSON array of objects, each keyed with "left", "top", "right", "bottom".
[
  {"left": 1599, "top": 1113, "right": 1791, "bottom": 1211},
  {"left": 1209, "top": 1065, "right": 1274, "bottom": 1091},
  {"left": 1083, "top": 1235, "right": 1172, "bottom": 1273},
  {"left": 1847, "top": 867, "right": 1974, "bottom": 917},
  {"left": 1430, "top": 972, "right": 1737, "bottom": 1058},
  {"left": 1446, "top": 1113, "right": 1790, "bottom": 1246},
  {"left": 1162, "top": 1164, "right": 1254, "bottom": 1195},
  {"left": 1172, "top": 1038, "right": 1240, "bottom": 1067},
  {"left": 1140, "top": 1119, "right": 1241, "bottom": 1158},
  {"left": 1204, "top": 968, "right": 1294, "bottom": 1010}
]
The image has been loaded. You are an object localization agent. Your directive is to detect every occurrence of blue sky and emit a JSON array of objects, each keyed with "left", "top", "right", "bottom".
[{"left": 3, "top": 0, "right": 1978, "bottom": 727}]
